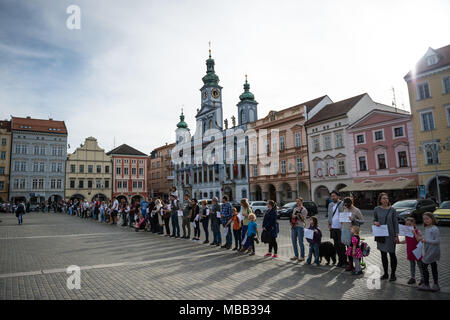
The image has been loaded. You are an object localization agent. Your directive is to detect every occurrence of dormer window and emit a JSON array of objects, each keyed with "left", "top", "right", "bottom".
[{"left": 426, "top": 55, "right": 438, "bottom": 66}]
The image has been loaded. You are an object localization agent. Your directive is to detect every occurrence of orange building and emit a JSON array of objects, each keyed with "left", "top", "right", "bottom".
[{"left": 148, "top": 143, "right": 175, "bottom": 200}]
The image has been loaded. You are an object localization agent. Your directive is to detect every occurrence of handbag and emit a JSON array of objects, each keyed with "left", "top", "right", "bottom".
[{"left": 261, "top": 230, "right": 271, "bottom": 244}]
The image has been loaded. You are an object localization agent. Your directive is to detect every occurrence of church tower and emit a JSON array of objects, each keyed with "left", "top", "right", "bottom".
[
  {"left": 237, "top": 75, "right": 258, "bottom": 128},
  {"left": 196, "top": 45, "right": 223, "bottom": 134}
]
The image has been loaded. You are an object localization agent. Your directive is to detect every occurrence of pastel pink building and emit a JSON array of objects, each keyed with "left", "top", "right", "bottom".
[{"left": 343, "top": 109, "right": 419, "bottom": 208}]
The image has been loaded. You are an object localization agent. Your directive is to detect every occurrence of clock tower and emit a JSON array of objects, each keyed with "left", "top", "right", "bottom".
[{"left": 196, "top": 47, "right": 223, "bottom": 134}]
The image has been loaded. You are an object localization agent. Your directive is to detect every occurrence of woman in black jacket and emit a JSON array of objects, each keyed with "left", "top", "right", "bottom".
[
  {"left": 200, "top": 200, "right": 210, "bottom": 244},
  {"left": 190, "top": 199, "right": 200, "bottom": 241},
  {"left": 262, "top": 200, "right": 279, "bottom": 258}
]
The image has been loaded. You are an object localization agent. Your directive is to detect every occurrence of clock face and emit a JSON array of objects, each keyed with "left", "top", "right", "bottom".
[
  {"left": 211, "top": 88, "right": 220, "bottom": 99},
  {"left": 202, "top": 90, "right": 207, "bottom": 100}
]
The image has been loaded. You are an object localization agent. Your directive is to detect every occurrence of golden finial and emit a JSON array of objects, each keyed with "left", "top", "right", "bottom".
[
  {"left": 208, "top": 41, "right": 211, "bottom": 57},
  {"left": 245, "top": 74, "right": 248, "bottom": 81}
]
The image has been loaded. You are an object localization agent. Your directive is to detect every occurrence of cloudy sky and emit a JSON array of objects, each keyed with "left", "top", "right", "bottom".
[{"left": 1, "top": 0, "right": 449, "bottom": 155}]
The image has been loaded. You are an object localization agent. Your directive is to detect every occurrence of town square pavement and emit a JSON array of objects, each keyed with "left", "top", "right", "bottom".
[{"left": 0, "top": 209, "right": 449, "bottom": 300}]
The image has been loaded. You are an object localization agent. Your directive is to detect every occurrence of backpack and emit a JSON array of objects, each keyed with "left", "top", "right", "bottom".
[{"left": 360, "top": 241, "right": 370, "bottom": 257}]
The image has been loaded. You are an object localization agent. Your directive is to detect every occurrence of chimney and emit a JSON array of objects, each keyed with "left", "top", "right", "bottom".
[{"left": 26, "top": 116, "right": 31, "bottom": 119}]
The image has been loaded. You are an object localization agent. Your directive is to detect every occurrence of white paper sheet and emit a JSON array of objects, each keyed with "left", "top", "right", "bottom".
[
  {"left": 399, "top": 224, "right": 414, "bottom": 238},
  {"left": 237, "top": 212, "right": 244, "bottom": 222},
  {"left": 223, "top": 226, "right": 229, "bottom": 237},
  {"left": 167, "top": 204, "right": 171, "bottom": 210},
  {"left": 304, "top": 228, "right": 314, "bottom": 240},
  {"left": 372, "top": 224, "right": 389, "bottom": 237},
  {"left": 216, "top": 212, "right": 221, "bottom": 218},
  {"left": 206, "top": 209, "right": 210, "bottom": 216},
  {"left": 194, "top": 214, "right": 199, "bottom": 221},
  {"left": 339, "top": 212, "right": 352, "bottom": 223},
  {"left": 413, "top": 242, "right": 423, "bottom": 260},
  {"left": 177, "top": 210, "right": 183, "bottom": 217}
]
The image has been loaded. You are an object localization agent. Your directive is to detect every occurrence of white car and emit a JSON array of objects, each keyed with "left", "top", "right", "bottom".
[{"left": 250, "top": 201, "right": 268, "bottom": 217}]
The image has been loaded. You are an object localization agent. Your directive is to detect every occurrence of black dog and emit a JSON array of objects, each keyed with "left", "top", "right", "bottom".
[{"left": 319, "top": 241, "right": 337, "bottom": 265}]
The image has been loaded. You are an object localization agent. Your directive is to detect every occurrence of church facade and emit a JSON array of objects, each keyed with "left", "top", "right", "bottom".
[{"left": 172, "top": 50, "right": 258, "bottom": 202}]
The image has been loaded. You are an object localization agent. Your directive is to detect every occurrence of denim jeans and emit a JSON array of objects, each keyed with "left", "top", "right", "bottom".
[
  {"left": 128, "top": 214, "right": 133, "bottom": 227},
  {"left": 223, "top": 222, "right": 232, "bottom": 246},
  {"left": 18, "top": 213, "right": 23, "bottom": 225},
  {"left": 241, "top": 225, "right": 251, "bottom": 249},
  {"left": 202, "top": 219, "right": 209, "bottom": 241},
  {"left": 291, "top": 226, "right": 305, "bottom": 258},
  {"left": 211, "top": 220, "right": 221, "bottom": 244},
  {"left": 100, "top": 209, "right": 105, "bottom": 222},
  {"left": 307, "top": 243, "right": 320, "bottom": 264},
  {"left": 171, "top": 214, "right": 180, "bottom": 237}
]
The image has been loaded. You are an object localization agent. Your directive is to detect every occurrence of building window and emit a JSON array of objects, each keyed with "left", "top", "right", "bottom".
[
  {"left": 96, "top": 180, "right": 101, "bottom": 188},
  {"left": 96, "top": 165, "right": 101, "bottom": 173},
  {"left": 88, "top": 180, "right": 93, "bottom": 188},
  {"left": 79, "top": 165, "right": 84, "bottom": 173},
  {"left": 313, "top": 137, "right": 320, "bottom": 152},
  {"left": 398, "top": 151, "right": 408, "bottom": 167},
  {"left": 324, "top": 135, "right": 331, "bottom": 150},
  {"left": 33, "top": 162, "right": 39, "bottom": 172},
  {"left": 51, "top": 163, "right": 56, "bottom": 172},
  {"left": 123, "top": 181, "right": 127, "bottom": 189},
  {"left": 417, "top": 82, "right": 431, "bottom": 100},
  {"left": 32, "top": 179, "right": 38, "bottom": 189},
  {"left": 88, "top": 165, "right": 93, "bottom": 173},
  {"left": 70, "top": 164, "right": 75, "bottom": 173},
  {"left": 253, "top": 165, "right": 258, "bottom": 177},
  {"left": 0, "top": 182, "right": 3, "bottom": 190},
  {"left": 426, "top": 55, "right": 438, "bottom": 66},
  {"left": 296, "top": 158, "right": 303, "bottom": 173},
  {"left": 38, "top": 179, "right": 44, "bottom": 189},
  {"left": 40, "top": 146, "right": 45, "bottom": 155},
  {"left": 116, "top": 167, "right": 121, "bottom": 175},
  {"left": 78, "top": 180, "right": 84, "bottom": 188},
  {"left": 52, "top": 147, "right": 57, "bottom": 156},
  {"left": 356, "top": 134, "right": 365, "bottom": 144},
  {"left": 1, "top": 138, "right": 6, "bottom": 146},
  {"left": 280, "top": 136, "right": 285, "bottom": 151},
  {"left": 394, "top": 127, "right": 404, "bottom": 137},
  {"left": 104, "top": 180, "right": 109, "bottom": 188},
  {"left": 132, "top": 168, "right": 137, "bottom": 175},
  {"left": 124, "top": 167, "right": 129, "bottom": 175},
  {"left": 50, "top": 179, "right": 56, "bottom": 189},
  {"left": 374, "top": 130, "right": 384, "bottom": 141},
  {"left": 359, "top": 156, "right": 367, "bottom": 171},
  {"left": 266, "top": 139, "right": 270, "bottom": 153},
  {"left": 39, "top": 162, "right": 44, "bottom": 172},
  {"left": 34, "top": 146, "right": 39, "bottom": 155},
  {"left": 139, "top": 168, "right": 143, "bottom": 175},
  {"left": 70, "top": 180, "right": 75, "bottom": 188},
  {"left": 281, "top": 160, "right": 286, "bottom": 174},
  {"left": 338, "top": 160, "right": 346, "bottom": 175},
  {"left": 443, "top": 76, "right": 450, "bottom": 94},
  {"left": 420, "top": 111, "right": 435, "bottom": 131},
  {"left": 446, "top": 105, "right": 450, "bottom": 127},
  {"left": 335, "top": 132, "right": 343, "bottom": 148},
  {"left": 295, "top": 132, "right": 301, "bottom": 147},
  {"left": 0, "top": 151, "right": 5, "bottom": 159},
  {"left": 424, "top": 143, "right": 439, "bottom": 165},
  {"left": 57, "top": 163, "right": 62, "bottom": 173},
  {"left": 0, "top": 167, "right": 4, "bottom": 174},
  {"left": 133, "top": 181, "right": 137, "bottom": 188},
  {"left": 57, "top": 179, "right": 62, "bottom": 189},
  {"left": 377, "top": 153, "right": 387, "bottom": 169},
  {"left": 117, "top": 181, "right": 122, "bottom": 189},
  {"left": 105, "top": 165, "right": 110, "bottom": 173}
]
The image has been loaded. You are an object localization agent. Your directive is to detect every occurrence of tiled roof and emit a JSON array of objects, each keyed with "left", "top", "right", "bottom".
[
  {"left": 304, "top": 93, "right": 367, "bottom": 126},
  {"left": 0, "top": 120, "right": 11, "bottom": 131},
  {"left": 404, "top": 44, "right": 450, "bottom": 79},
  {"left": 11, "top": 117, "right": 67, "bottom": 134},
  {"left": 296, "top": 95, "right": 329, "bottom": 113},
  {"left": 106, "top": 144, "right": 147, "bottom": 156}
]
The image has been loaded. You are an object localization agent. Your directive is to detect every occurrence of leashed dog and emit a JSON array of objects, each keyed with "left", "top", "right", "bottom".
[{"left": 319, "top": 241, "right": 337, "bottom": 265}]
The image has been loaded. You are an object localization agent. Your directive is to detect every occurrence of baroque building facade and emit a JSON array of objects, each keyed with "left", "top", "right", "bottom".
[
  {"left": 0, "top": 120, "right": 12, "bottom": 202},
  {"left": 173, "top": 51, "right": 258, "bottom": 202},
  {"left": 148, "top": 142, "right": 175, "bottom": 200}
]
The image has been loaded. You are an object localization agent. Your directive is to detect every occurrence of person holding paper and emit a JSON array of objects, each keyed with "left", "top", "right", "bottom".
[
  {"left": 200, "top": 200, "right": 210, "bottom": 244},
  {"left": 306, "top": 216, "right": 322, "bottom": 266},
  {"left": 341, "top": 197, "right": 364, "bottom": 272},
  {"left": 181, "top": 194, "right": 191, "bottom": 239},
  {"left": 327, "top": 191, "right": 346, "bottom": 268},
  {"left": 399, "top": 217, "right": 424, "bottom": 285},
  {"left": 290, "top": 197, "right": 308, "bottom": 262},
  {"left": 169, "top": 195, "right": 181, "bottom": 238},
  {"left": 373, "top": 193, "right": 399, "bottom": 282},
  {"left": 210, "top": 197, "right": 222, "bottom": 246},
  {"left": 417, "top": 212, "right": 441, "bottom": 292},
  {"left": 220, "top": 196, "right": 233, "bottom": 249}
]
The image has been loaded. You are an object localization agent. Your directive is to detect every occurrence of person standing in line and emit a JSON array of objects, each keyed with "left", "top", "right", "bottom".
[
  {"left": 345, "top": 225, "right": 364, "bottom": 275},
  {"left": 15, "top": 200, "right": 25, "bottom": 225},
  {"left": 170, "top": 195, "right": 180, "bottom": 238},
  {"left": 141, "top": 197, "right": 149, "bottom": 220},
  {"left": 418, "top": 212, "right": 441, "bottom": 292},
  {"left": 327, "top": 191, "right": 346, "bottom": 268},
  {"left": 306, "top": 216, "right": 322, "bottom": 266},
  {"left": 399, "top": 217, "right": 424, "bottom": 286},
  {"left": 263, "top": 200, "right": 279, "bottom": 259},
  {"left": 210, "top": 197, "right": 221, "bottom": 246},
  {"left": 191, "top": 199, "right": 201, "bottom": 242},
  {"left": 220, "top": 196, "right": 233, "bottom": 249},
  {"left": 111, "top": 196, "right": 119, "bottom": 225},
  {"left": 341, "top": 197, "right": 364, "bottom": 272},
  {"left": 181, "top": 194, "right": 191, "bottom": 239},
  {"left": 239, "top": 199, "right": 252, "bottom": 253},
  {"left": 247, "top": 213, "right": 259, "bottom": 256},
  {"left": 128, "top": 201, "right": 136, "bottom": 228},
  {"left": 153, "top": 199, "right": 164, "bottom": 234},
  {"left": 374, "top": 192, "right": 399, "bottom": 281},
  {"left": 290, "top": 197, "right": 308, "bottom": 262},
  {"left": 200, "top": 200, "right": 210, "bottom": 244},
  {"left": 162, "top": 200, "right": 171, "bottom": 236},
  {"left": 120, "top": 199, "right": 127, "bottom": 226},
  {"left": 226, "top": 207, "right": 242, "bottom": 251}
]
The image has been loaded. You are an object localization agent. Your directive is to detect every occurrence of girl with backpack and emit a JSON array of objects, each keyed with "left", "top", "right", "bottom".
[{"left": 346, "top": 225, "right": 364, "bottom": 275}]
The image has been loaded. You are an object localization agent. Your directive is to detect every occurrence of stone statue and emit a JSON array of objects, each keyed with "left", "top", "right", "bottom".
[
  {"left": 224, "top": 118, "right": 228, "bottom": 129},
  {"left": 231, "top": 115, "right": 236, "bottom": 127}
]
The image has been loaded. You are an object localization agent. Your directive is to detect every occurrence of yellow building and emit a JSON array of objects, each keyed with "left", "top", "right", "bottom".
[
  {"left": 65, "top": 137, "right": 112, "bottom": 201},
  {"left": 0, "top": 120, "right": 12, "bottom": 202},
  {"left": 404, "top": 45, "right": 450, "bottom": 202}
]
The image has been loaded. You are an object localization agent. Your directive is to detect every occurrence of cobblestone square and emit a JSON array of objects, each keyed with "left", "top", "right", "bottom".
[{"left": 0, "top": 209, "right": 449, "bottom": 300}]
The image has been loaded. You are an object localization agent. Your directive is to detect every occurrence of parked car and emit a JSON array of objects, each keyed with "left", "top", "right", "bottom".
[
  {"left": 392, "top": 199, "right": 437, "bottom": 224},
  {"left": 303, "top": 201, "right": 318, "bottom": 217},
  {"left": 230, "top": 200, "right": 241, "bottom": 212},
  {"left": 249, "top": 201, "right": 267, "bottom": 217},
  {"left": 277, "top": 202, "right": 297, "bottom": 219},
  {"left": 29, "top": 204, "right": 41, "bottom": 212},
  {"left": 433, "top": 201, "right": 450, "bottom": 225}
]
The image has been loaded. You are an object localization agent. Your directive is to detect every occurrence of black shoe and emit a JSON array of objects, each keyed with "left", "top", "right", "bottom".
[
  {"left": 175, "top": 236, "right": 180, "bottom": 238},
  {"left": 203, "top": 240, "right": 209, "bottom": 244},
  {"left": 407, "top": 278, "right": 416, "bottom": 285},
  {"left": 226, "top": 245, "right": 231, "bottom": 250},
  {"left": 232, "top": 247, "right": 238, "bottom": 251},
  {"left": 380, "top": 273, "right": 389, "bottom": 280},
  {"left": 170, "top": 235, "right": 175, "bottom": 238},
  {"left": 221, "top": 245, "right": 227, "bottom": 249},
  {"left": 216, "top": 243, "right": 221, "bottom": 247},
  {"left": 210, "top": 242, "right": 216, "bottom": 246},
  {"left": 389, "top": 274, "right": 397, "bottom": 282}
]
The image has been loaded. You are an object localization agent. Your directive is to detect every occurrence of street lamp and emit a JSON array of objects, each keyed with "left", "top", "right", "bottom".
[
  {"left": 424, "top": 128, "right": 441, "bottom": 204},
  {"left": 295, "top": 158, "right": 303, "bottom": 198}
]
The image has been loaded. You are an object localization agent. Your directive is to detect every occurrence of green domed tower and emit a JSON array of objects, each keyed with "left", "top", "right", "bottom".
[{"left": 237, "top": 75, "right": 258, "bottom": 128}]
